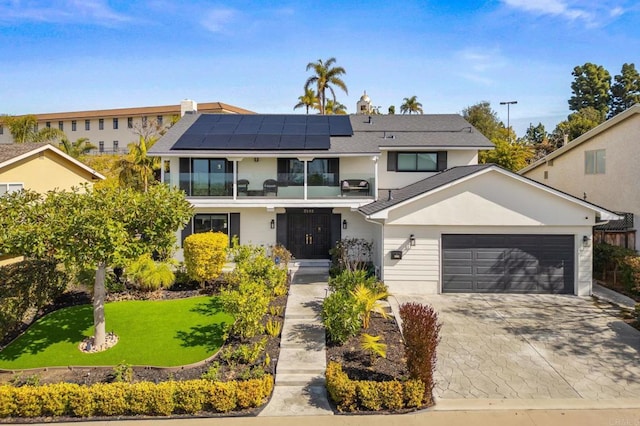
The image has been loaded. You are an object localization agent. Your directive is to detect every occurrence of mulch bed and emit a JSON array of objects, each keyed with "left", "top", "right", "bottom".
[{"left": 326, "top": 311, "right": 408, "bottom": 382}]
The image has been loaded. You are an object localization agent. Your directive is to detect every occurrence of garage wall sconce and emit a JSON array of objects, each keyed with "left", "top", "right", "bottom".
[
  {"left": 342, "top": 219, "right": 348, "bottom": 230},
  {"left": 410, "top": 234, "right": 416, "bottom": 246},
  {"left": 270, "top": 219, "right": 275, "bottom": 229},
  {"left": 582, "top": 235, "right": 591, "bottom": 246}
]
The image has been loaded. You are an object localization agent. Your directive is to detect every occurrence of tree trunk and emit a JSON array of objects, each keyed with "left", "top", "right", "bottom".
[{"left": 93, "top": 262, "right": 107, "bottom": 348}]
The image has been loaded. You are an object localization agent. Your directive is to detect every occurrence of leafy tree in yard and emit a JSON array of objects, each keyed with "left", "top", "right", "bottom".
[
  {"left": 609, "top": 63, "right": 640, "bottom": 118},
  {"left": 304, "top": 57, "right": 348, "bottom": 115},
  {"left": 462, "top": 101, "right": 503, "bottom": 142},
  {"left": 118, "top": 135, "right": 160, "bottom": 192},
  {"left": 183, "top": 232, "right": 228, "bottom": 287},
  {"left": 293, "top": 88, "right": 319, "bottom": 114},
  {"left": 400, "top": 96, "right": 423, "bottom": 115},
  {"left": 549, "top": 106, "right": 603, "bottom": 145},
  {"left": 568, "top": 62, "right": 611, "bottom": 120},
  {"left": 0, "top": 114, "right": 64, "bottom": 144},
  {"left": 0, "top": 184, "right": 192, "bottom": 348}
]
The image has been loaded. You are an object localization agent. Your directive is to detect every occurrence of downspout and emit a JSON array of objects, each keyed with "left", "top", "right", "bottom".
[{"left": 363, "top": 215, "right": 385, "bottom": 281}]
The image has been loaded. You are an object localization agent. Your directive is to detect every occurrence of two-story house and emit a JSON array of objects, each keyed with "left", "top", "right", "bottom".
[
  {"left": 149, "top": 112, "right": 617, "bottom": 296},
  {"left": 520, "top": 104, "right": 640, "bottom": 251}
]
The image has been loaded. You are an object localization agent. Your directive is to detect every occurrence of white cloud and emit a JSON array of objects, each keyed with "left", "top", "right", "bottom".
[
  {"left": 453, "top": 48, "right": 507, "bottom": 85},
  {"left": 200, "top": 7, "right": 237, "bottom": 33},
  {"left": 501, "top": 0, "right": 626, "bottom": 26},
  {"left": 0, "top": 0, "right": 130, "bottom": 25}
]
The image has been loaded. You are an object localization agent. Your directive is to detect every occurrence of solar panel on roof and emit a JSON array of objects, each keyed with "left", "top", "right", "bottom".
[
  {"left": 172, "top": 134, "right": 205, "bottom": 149},
  {"left": 228, "top": 134, "right": 257, "bottom": 149},
  {"left": 202, "top": 134, "right": 231, "bottom": 149},
  {"left": 304, "top": 135, "right": 330, "bottom": 149},
  {"left": 328, "top": 116, "right": 353, "bottom": 136},
  {"left": 306, "top": 123, "right": 329, "bottom": 135},
  {"left": 282, "top": 124, "right": 306, "bottom": 135},
  {"left": 259, "top": 123, "right": 284, "bottom": 134},
  {"left": 279, "top": 135, "right": 302, "bottom": 149},
  {"left": 255, "top": 134, "right": 281, "bottom": 149}
]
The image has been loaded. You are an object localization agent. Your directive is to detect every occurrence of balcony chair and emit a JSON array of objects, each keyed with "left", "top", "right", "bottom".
[
  {"left": 263, "top": 179, "right": 278, "bottom": 196},
  {"left": 237, "top": 179, "right": 249, "bottom": 195}
]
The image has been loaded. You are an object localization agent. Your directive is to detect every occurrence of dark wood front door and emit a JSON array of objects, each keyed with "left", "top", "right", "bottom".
[{"left": 287, "top": 209, "right": 332, "bottom": 259}]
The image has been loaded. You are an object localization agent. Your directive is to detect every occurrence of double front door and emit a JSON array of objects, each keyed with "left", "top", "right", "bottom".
[{"left": 285, "top": 209, "right": 334, "bottom": 259}]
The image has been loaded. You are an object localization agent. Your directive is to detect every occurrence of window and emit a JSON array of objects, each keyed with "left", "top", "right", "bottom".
[
  {"left": 142, "top": 116, "right": 148, "bottom": 127},
  {"left": 127, "top": 117, "right": 133, "bottom": 128},
  {"left": 113, "top": 118, "right": 118, "bottom": 129},
  {"left": 45, "top": 121, "right": 51, "bottom": 128},
  {"left": 72, "top": 120, "right": 77, "bottom": 131},
  {"left": 544, "top": 171, "right": 548, "bottom": 180},
  {"left": 190, "top": 158, "right": 232, "bottom": 196},
  {"left": 85, "top": 119, "right": 90, "bottom": 131},
  {"left": 0, "top": 125, "right": 3, "bottom": 135},
  {"left": 157, "top": 115, "right": 163, "bottom": 126},
  {"left": 193, "top": 214, "right": 228, "bottom": 234},
  {"left": 397, "top": 152, "right": 437, "bottom": 171},
  {"left": 585, "top": 149, "right": 606, "bottom": 174},
  {"left": 277, "top": 158, "right": 339, "bottom": 186},
  {"left": 113, "top": 140, "right": 119, "bottom": 152},
  {"left": 58, "top": 121, "right": 64, "bottom": 131},
  {"left": 0, "top": 183, "right": 23, "bottom": 196},
  {"left": 99, "top": 118, "right": 104, "bottom": 130},
  {"left": 99, "top": 141, "right": 104, "bottom": 153}
]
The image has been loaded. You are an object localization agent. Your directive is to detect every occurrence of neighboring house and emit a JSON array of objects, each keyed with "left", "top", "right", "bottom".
[
  {"left": 0, "top": 100, "right": 253, "bottom": 153},
  {"left": 520, "top": 104, "right": 640, "bottom": 251},
  {"left": 0, "top": 143, "right": 105, "bottom": 265},
  {"left": 149, "top": 112, "right": 617, "bottom": 296}
]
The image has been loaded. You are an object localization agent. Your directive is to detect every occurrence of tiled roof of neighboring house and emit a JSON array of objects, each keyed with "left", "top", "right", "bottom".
[
  {"left": 0, "top": 142, "right": 50, "bottom": 164},
  {"left": 12, "top": 102, "right": 255, "bottom": 121},
  {"left": 359, "top": 164, "right": 491, "bottom": 215},
  {"left": 519, "top": 104, "right": 640, "bottom": 174},
  {"left": 149, "top": 113, "right": 494, "bottom": 156},
  {"left": 594, "top": 212, "right": 634, "bottom": 231}
]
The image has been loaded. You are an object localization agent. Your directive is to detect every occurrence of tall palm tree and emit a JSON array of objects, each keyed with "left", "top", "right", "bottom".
[
  {"left": 1, "top": 114, "right": 64, "bottom": 143},
  {"left": 294, "top": 88, "right": 319, "bottom": 114},
  {"left": 58, "top": 137, "right": 97, "bottom": 159},
  {"left": 118, "top": 135, "right": 160, "bottom": 192},
  {"left": 324, "top": 99, "right": 348, "bottom": 115},
  {"left": 304, "top": 57, "right": 348, "bottom": 115},
  {"left": 400, "top": 96, "right": 424, "bottom": 115}
]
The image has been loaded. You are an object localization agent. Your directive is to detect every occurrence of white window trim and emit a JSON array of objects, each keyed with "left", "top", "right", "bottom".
[{"left": 0, "top": 182, "right": 24, "bottom": 195}]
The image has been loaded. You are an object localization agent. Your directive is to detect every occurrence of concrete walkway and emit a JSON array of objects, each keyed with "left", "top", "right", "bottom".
[{"left": 259, "top": 272, "right": 333, "bottom": 416}]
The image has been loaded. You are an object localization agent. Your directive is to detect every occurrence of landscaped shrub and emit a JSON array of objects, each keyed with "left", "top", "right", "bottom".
[
  {"left": 351, "top": 284, "right": 389, "bottom": 329},
  {"left": 220, "top": 279, "right": 271, "bottom": 339},
  {"left": 183, "top": 232, "right": 228, "bottom": 286},
  {"left": 125, "top": 254, "right": 175, "bottom": 291},
  {"left": 399, "top": 302, "right": 441, "bottom": 404},
  {"left": 325, "top": 362, "right": 424, "bottom": 412},
  {"left": 228, "top": 244, "right": 289, "bottom": 297},
  {"left": 0, "top": 377, "right": 273, "bottom": 418},
  {"left": 322, "top": 290, "right": 362, "bottom": 344},
  {"left": 0, "top": 259, "right": 67, "bottom": 339},
  {"left": 593, "top": 242, "right": 638, "bottom": 288},
  {"left": 329, "top": 269, "right": 385, "bottom": 293}
]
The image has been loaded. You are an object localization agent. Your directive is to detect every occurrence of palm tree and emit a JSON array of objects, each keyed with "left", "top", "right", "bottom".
[
  {"left": 294, "top": 88, "right": 319, "bottom": 114},
  {"left": 400, "top": 96, "right": 424, "bottom": 115},
  {"left": 1, "top": 114, "right": 64, "bottom": 143},
  {"left": 304, "top": 57, "right": 348, "bottom": 115},
  {"left": 324, "top": 99, "right": 347, "bottom": 115},
  {"left": 58, "top": 137, "right": 97, "bottom": 159},
  {"left": 118, "top": 135, "right": 160, "bottom": 192}
]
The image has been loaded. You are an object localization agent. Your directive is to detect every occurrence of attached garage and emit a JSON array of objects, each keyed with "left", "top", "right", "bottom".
[{"left": 442, "top": 234, "right": 574, "bottom": 293}]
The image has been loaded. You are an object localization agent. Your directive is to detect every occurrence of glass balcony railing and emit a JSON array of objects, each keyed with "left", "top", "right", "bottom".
[{"left": 163, "top": 172, "right": 375, "bottom": 199}]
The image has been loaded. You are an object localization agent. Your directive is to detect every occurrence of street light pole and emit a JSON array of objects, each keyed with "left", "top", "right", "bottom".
[{"left": 499, "top": 100, "right": 517, "bottom": 142}]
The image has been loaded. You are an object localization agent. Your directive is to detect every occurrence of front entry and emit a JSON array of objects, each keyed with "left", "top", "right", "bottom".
[{"left": 278, "top": 208, "right": 339, "bottom": 259}]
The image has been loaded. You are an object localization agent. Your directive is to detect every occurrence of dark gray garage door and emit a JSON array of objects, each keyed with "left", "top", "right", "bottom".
[{"left": 442, "top": 234, "right": 574, "bottom": 293}]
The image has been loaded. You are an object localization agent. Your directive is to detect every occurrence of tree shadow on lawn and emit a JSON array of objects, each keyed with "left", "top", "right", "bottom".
[
  {"left": 189, "top": 297, "right": 224, "bottom": 316},
  {"left": 175, "top": 323, "right": 229, "bottom": 352},
  {"left": 0, "top": 305, "right": 92, "bottom": 362}
]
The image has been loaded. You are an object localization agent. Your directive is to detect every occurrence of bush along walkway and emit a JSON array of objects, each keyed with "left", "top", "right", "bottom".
[{"left": 259, "top": 270, "right": 333, "bottom": 416}]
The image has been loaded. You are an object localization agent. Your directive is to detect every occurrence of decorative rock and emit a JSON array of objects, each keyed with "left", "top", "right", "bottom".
[{"left": 78, "top": 332, "right": 119, "bottom": 353}]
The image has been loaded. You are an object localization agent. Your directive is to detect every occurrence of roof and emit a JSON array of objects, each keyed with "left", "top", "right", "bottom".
[
  {"left": 10, "top": 102, "right": 255, "bottom": 122},
  {"left": 149, "top": 113, "right": 494, "bottom": 156},
  {"left": 594, "top": 212, "right": 634, "bottom": 231},
  {"left": 519, "top": 104, "right": 640, "bottom": 174},
  {"left": 0, "top": 143, "right": 105, "bottom": 180},
  {"left": 359, "top": 163, "right": 620, "bottom": 220}
]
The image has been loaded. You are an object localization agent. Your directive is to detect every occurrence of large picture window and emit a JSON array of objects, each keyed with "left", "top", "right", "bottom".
[
  {"left": 585, "top": 149, "right": 605, "bottom": 174},
  {"left": 180, "top": 158, "right": 232, "bottom": 196},
  {"left": 193, "top": 214, "right": 228, "bottom": 234},
  {"left": 397, "top": 152, "right": 438, "bottom": 171},
  {"left": 277, "top": 158, "right": 339, "bottom": 186}
]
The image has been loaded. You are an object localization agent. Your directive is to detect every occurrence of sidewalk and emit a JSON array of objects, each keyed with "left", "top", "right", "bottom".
[{"left": 258, "top": 272, "right": 333, "bottom": 416}]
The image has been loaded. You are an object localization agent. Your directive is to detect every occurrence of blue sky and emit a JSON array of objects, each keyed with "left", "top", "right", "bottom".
[{"left": 0, "top": 0, "right": 638, "bottom": 135}]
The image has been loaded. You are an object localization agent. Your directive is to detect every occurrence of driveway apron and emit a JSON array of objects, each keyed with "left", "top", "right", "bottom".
[{"left": 392, "top": 294, "right": 640, "bottom": 401}]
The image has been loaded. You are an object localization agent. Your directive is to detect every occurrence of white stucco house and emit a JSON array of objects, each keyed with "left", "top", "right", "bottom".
[
  {"left": 520, "top": 104, "right": 640, "bottom": 251},
  {"left": 149, "top": 110, "right": 617, "bottom": 296}
]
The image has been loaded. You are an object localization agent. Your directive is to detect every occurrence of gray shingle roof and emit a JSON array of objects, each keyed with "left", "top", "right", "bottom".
[
  {"left": 359, "top": 164, "right": 492, "bottom": 215},
  {"left": 148, "top": 113, "right": 494, "bottom": 156},
  {"left": 0, "top": 143, "right": 50, "bottom": 164}
]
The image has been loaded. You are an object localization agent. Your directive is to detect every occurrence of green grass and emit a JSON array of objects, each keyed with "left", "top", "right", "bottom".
[{"left": 0, "top": 296, "right": 232, "bottom": 369}]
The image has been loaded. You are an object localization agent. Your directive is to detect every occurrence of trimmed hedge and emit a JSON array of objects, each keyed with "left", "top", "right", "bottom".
[
  {"left": 0, "top": 376, "right": 273, "bottom": 418},
  {"left": 325, "top": 362, "right": 426, "bottom": 412}
]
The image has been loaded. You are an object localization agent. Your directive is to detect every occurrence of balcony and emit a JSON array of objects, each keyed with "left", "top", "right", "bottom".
[{"left": 165, "top": 172, "right": 375, "bottom": 200}]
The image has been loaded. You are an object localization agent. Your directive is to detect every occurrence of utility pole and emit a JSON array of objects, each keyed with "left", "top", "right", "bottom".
[{"left": 500, "top": 101, "right": 517, "bottom": 143}]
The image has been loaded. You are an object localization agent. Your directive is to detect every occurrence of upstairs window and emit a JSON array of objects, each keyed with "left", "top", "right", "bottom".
[
  {"left": 0, "top": 125, "right": 3, "bottom": 135},
  {"left": 387, "top": 151, "right": 447, "bottom": 172},
  {"left": 127, "top": 117, "right": 133, "bottom": 128},
  {"left": 585, "top": 149, "right": 605, "bottom": 174},
  {"left": 85, "top": 119, "right": 90, "bottom": 131},
  {"left": 45, "top": 121, "right": 51, "bottom": 128},
  {"left": 99, "top": 118, "right": 104, "bottom": 130},
  {"left": 58, "top": 121, "right": 64, "bottom": 131},
  {"left": 99, "top": 141, "right": 104, "bottom": 153},
  {"left": 157, "top": 115, "right": 163, "bottom": 126},
  {"left": 71, "top": 120, "right": 77, "bottom": 131},
  {"left": 113, "top": 118, "right": 118, "bottom": 129},
  {"left": 277, "top": 158, "right": 339, "bottom": 186}
]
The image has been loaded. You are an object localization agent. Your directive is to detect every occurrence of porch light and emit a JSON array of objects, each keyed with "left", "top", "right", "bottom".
[
  {"left": 410, "top": 234, "right": 416, "bottom": 246},
  {"left": 270, "top": 219, "right": 276, "bottom": 229},
  {"left": 582, "top": 235, "right": 591, "bottom": 246},
  {"left": 342, "top": 219, "right": 348, "bottom": 229}
]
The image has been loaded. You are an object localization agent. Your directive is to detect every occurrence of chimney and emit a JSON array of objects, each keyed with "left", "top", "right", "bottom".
[
  {"left": 180, "top": 99, "right": 198, "bottom": 117},
  {"left": 563, "top": 133, "right": 569, "bottom": 146}
]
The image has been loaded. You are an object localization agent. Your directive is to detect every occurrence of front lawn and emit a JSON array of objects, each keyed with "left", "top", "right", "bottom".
[{"left": 0, "top": 296, "right": 232, "bottom": 369}]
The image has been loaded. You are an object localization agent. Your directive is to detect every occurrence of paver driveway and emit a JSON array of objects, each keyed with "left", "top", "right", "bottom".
[{"left": 392, "top": 294, "right": 640, "bottom": 400}]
